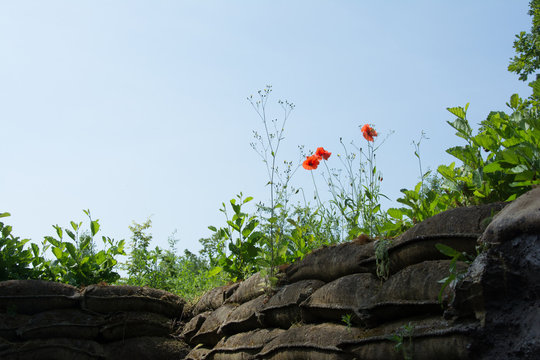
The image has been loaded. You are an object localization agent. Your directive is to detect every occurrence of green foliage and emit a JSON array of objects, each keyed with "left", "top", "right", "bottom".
[
  {"left": 374, "top": 238, "right": 391, "bottom": 280},
  {"left": 388, "top": 322, "right": 415, "bottom": 360},
  {"left": 438, "top": 100, "right": 539, "bottom": 203},
  {"left": 435, "top": 243, "right": 474, "bottom": 305},
  {"left": 208, "top": 193, "right": 263, "bottom": 282},
  {"left": 39, "top": 210, "right": 125, "bottom": 286},
  {"left": 249, "top": 85, "right": 297, "bottom": 277},
  {"left": 122, "top": 220, "right": 225, "bottom": 299},
  {"left": 341, "top": 313, "right": 353, "bottom": 329},
  {"left": 0, "top": 212, "right": 38, "bottom": 280},
  {"left": 508, "top": 0, "right": 540, "bottom": 82}
]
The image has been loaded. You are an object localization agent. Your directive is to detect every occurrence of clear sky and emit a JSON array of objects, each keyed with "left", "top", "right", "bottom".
[{"left": 0, "top": 1, "right": 533, "bottom": 255}]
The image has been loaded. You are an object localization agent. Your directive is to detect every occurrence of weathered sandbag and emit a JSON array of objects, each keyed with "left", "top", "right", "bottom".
[
  {"left": 261, "top": 279, "right": 325, "bottom": 329},
  {"left": 339, "top": 317, "right": 476, "bottom": 360},
  {"left": 192, "top": 283, "right": 240, "bottom": 316},
  {"left": 81, "top": 284, "right": 184, "bottom": 318},
  {"left": 207, "top": 328, "right": 285, "bottom": 360},
  {"left": 0, "top": 280, "right": 80, "bottom": 314},
  {"left": 362, "top": 260, "right": 467, "bottom": 325},
  {"left": 255, "top": 323, "right": 361, "bottom": 360},
  {"left": 0, "top": 338, "right": 105, "bottom": 360},
  {"left": 185, "top": 346, "right": 212, "bottom": 360},
  {"left": 385, "top": 234, "right": 478, "bottom": 275},
  {"left": 399, "top": 202, "right": 508, "bottom": 242},
  {"left": 344, "top": 334, "right": 471, "bottom": 360},
  {"left": 190, "top": 303, "right": 236, "bottom": 347},
  {"left": 285, "top": 241, "right": 374, "bottom": 283},
  {"left": 99, "top": 311, "right": 172, "bottom": 341},
  {"left": 105, "top": 336, "right": 190, "bottom": 360},
  {"left": 480, "top": 187, "right": 540, "bottom": 244},
  {"left": 181, "top": 310, "right": 212, "bottom": 344},
  {"left": 226, "top": 273, "right": 268, "bottom": 304},
  {"left": 219, "top": 295, "right": 267, "bottom": 335},
  {"left": 0, "top": 313, "right": 30, "bottom": 341},
  {"left": 16, "top": 309, "right": 103, "bottom": 340},
  {"left": 300, "top": 273, "right": 381, "bottom": 325}
]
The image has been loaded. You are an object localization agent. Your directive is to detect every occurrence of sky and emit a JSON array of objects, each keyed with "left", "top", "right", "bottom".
[{"left": 0, "top": 1, "right": 533, "bottom": 256}]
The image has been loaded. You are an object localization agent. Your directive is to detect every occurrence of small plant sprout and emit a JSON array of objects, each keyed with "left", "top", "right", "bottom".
[
  {"left": 341, "top": 313, "right": 353, "bottom": 330},
  {"left": 388, "top": 322, "right": 415, "bottom": 360}
]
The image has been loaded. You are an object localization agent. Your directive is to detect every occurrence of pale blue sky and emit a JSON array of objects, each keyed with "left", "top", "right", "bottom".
[{"left": 0, "top": 1, "right": 532, "bottom": 254}]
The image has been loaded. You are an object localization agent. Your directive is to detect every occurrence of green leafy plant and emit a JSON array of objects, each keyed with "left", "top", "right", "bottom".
[
  {"left": 208, "top": 193, "right": 263, "bottom": 282},
  {"left": 374, "top": 237, "right": 391, "bottom": 280},
  {"left": 341, "top": 313, "right": 353, "bottom": 330},
  {"left": 435, "top": 243, "right": 474, "bottom": 305},
  {"left": 0, "top": 212, "right": 40, "bottom": 280},
  {"left": 388, "top": 322, "right": 415, "bottom": 360},
  {"left": 39, "top": 210, "right": 125, "bottom": 286}
]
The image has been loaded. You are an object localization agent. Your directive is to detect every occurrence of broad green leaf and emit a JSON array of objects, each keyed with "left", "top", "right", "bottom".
[
  {"left": 474, "top": 133, "right": 498, "bottom": 152},
  {"left": 243, "top": 196, "right": 254, "bottom": 204},
  {"left": 90, "top": 220, "right": 100, "bottom": 237},
  {"left": 387, "top": 208, "right": 403, "bottom": 220},
  {"left": 65, "top": 243, "right": 78, "bottom": 260},
  {"left": 208, "top": 266, "right": 223, "bottom": 277},
  {"left": 70, "top": 221, "right": 79, "bottom": 231},
  {"left": 0, "top": 212, "right": 10, "bottom": 218},
  {"left": 65, "top": 229, "right": 76, "bottom": 241},
  {"left": 208, "top": 225, "right": 217, "bottom": 232},
  {"left": 45, "top": 236, "right": 61, "bottom": 247},
  {"left": 509, "top": 164, "right": 528, "bottom": 174},
  {"left": 483, "top": 161, "right": 504, "bottom": 173},
  {"left": 435, "top": 243, "right": 461, "bottom": 258},
  {"left": 509, "top": 94, "right": 520, "bottom": 109},
  {"left": 53, "top": 225, "right": 63, "bottom": 240},
  {"left": 447, "top": 106, "right": 467, "bottom": 120},
  {"left": 31, "top": 243, "right": 40, "bottom": 257},
  {"left": 52, "top": 246, "right": 64, "bottom": 260}
]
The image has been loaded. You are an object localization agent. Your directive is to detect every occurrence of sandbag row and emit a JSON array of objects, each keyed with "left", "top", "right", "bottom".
[
  {"left": 183, "top": 202, "right": 510, "bottom": 359},
  {"left": 285, "top": 201, "right": 506, "bottom": 283},
  {"left": 0, "top": 281, "right": 188, "bottom": 359}
]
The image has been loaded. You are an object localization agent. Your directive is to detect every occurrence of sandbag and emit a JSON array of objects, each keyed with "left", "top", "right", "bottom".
[
  {"left": 99, "top": 311, "right": 172, "bottom": 341},
  {"left": 208, "top": 328, "right": 285, "bottom": 360},
  {"left": 219, "top": 294, "right": 267, "bottom": 335},
  {"left": 192, "top": 283, "right": 239, "bottom": 316},
  {"left": 181, "top": 310, "right": 212, "bottom": 344},
  {"left": 185, "top": 346, "right": 212, "bottom": 360},
  {"left": 339, "top": 317, "right": 476, "bottom": 360},
  {"left": 285, "top": 241, "right": 374, "bottom": 283},
  {"left": 300, "top": 273, "right": 381, "bottom": 325},
  {"left": 480, "top": 187, "right": 540, "bottom": 244},
  {"left": 190, "top": 303, "right": 236, "bottom": 347},
  {"left": 0, "top": 313, "right": 30, "bottom": 341},
  {"left": 226, "top": 273, "right": 268, "bottom": 305},
  {"left": 104, "top": 336, "right": 190, "bottom": 360},
  {"left": 255, "top": 323, "right": 361, "bottom": 360},
  {"left": 0, "top": 280, "right": 80, "bottom": 314},
  {"left": 16, "top": 309, "right": 103, "bottom": 340},
  {"left": 0, "top": 338, "right": 105, "bottom": 360},
  {"left": 81, "top": 284, "right": 184, "bottom": 318},
  {"left": 399, "top": 202, "right": 507, "bottom": 242},
  {"left": 261, "top": 279, "right": 325, "bottom": 329},
  {"left": 362, "top": 260, "right": 467, "bottom": 325},
  {"left": 383, "top": 234, "right": 478, "bottom": 275}
]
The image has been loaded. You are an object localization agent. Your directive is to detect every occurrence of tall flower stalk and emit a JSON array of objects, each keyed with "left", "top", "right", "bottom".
[{"left": 249, "top": 86, "right": 295, "bottom": 278}]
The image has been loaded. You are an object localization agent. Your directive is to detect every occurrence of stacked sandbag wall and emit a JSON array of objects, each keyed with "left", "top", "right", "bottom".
[
  {"left": 182, "top": 200, "right": 511, "bottom": 359},
  {"left": 0, "top": 281, "right": 189, "bottom": 359}
]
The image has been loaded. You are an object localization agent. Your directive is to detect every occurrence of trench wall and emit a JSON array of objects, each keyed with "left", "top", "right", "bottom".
[{"left": 1, "top": 188, "right": 539, "bottom": 360}]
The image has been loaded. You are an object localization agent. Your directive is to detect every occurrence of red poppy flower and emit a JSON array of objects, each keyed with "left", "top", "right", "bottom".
[
  {"left": 315, "top": 147, "right": 332, "bottom": 160},
  {"left": 361, "top": 124, "right": 378, "bottom": 142},
  {"left": 302, "top": 154, "right": 321, "bottom": 170}
]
